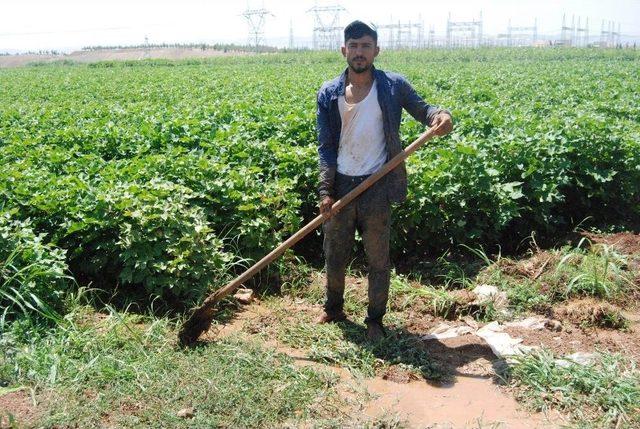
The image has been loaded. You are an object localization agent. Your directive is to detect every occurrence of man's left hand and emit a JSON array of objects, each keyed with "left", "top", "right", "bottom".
[{"left": 431, "top": 113, "right": 453, "bottom": 136}]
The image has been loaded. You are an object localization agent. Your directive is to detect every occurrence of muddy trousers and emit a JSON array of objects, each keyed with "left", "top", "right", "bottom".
[{"left": 322, "top": 172, "right": 391, "bottom": 325}]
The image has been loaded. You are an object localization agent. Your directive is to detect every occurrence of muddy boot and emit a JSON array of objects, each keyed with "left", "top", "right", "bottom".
[
  {"left": 366, "top": 320, "right": 386, "bottom": 342},
  {"left": 316, "top": 310, "right": 347, "bottom": 324}
]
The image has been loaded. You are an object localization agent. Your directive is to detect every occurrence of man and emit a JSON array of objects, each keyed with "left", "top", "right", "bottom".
[{"left": 315, "top": 20, "right": 453, "bottom": 341}]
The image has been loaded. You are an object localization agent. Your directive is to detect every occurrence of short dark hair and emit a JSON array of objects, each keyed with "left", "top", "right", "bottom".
[{"left": 344, "top": 20, "right": 378, "bottom": 44}]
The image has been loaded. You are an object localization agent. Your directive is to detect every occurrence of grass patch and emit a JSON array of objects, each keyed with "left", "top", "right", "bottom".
[
  {"left": 503, "top": 279, "right": 552, "bottom": 314},
  {"left": 508, "top": 350, "right": 640, "bottom": 428},
  {"left": 0, "top": 306, "right": 343, "bottom": 428},
  {"left": 474, "top": 240, "right": 637, "bottom": 317}
]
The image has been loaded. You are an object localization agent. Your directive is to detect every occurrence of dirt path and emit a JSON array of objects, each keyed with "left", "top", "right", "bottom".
[
  {"left": 207, "top": 301, "right": 560, "bottom": 429},
  {"left": 0, "top": 48, "right": 248, "bottom": 68}
]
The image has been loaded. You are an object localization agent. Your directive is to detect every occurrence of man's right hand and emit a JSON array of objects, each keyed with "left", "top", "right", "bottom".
[
  {"left": 319, "top": 196, "right": 335, "bottom": 215},
  {"left": 431, "top": 113, "right": 453, "bottom": 136}
]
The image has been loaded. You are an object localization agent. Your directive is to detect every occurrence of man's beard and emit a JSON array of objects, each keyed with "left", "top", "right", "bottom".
[{"left": 348, "top": 57, "right": 371, "bottom": 74}]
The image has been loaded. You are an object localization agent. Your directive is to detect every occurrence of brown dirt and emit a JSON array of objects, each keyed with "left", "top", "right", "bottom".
[
  {"left": 96, "top": 396, "right": 147, "bottom": 428},
  {"left": 362, "top": 376, "right": 559, "bottom": 429},
  {"left": 449, "top": 289, "right": 476, "bottom": 305},
  {"left": 0, "top": 389, "right": 42, "bottom": 428},
  {"left": 502, "top": 234, "right": 640, "bottom": 358},
  {"left": 402, "top": 310, "right": 437, "bottom": 333},
  {"left": 206, "top": 234, "right": 640, "bottom": 426},
  {"left": 552, "top": 298, "right": 629, "bottom": 329},
  {"left": 400, "top": 313, "right": 497, "bottom": 378},
  {"left": 0, "top": 47, "right": 249, "bottom": 68},
  {"left": 583, "top": 232, "right": 640, "bottom": 256},
  {"left": 201, "top": 299, "right": 271, "bottom": 340},
  {"left": 497, "top": 250, "right": 558, "bottom": 280},
  {"left": 418, "top": 335, "right": 500, "bottom": 379}
]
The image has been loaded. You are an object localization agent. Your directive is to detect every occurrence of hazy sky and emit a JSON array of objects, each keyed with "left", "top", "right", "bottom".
[{"left": 1, "top": 0, "right": 639, "bottom": 52}]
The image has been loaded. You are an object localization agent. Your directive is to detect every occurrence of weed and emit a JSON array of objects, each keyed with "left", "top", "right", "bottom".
[{"left": 558, "top": 243, "right": 631, "bottom": 299}]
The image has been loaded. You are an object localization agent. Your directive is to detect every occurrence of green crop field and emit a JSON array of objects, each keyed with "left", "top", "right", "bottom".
[
  {"left": 1, "top": 48, "right": 638, "bottom": 307},
  {"left": 1, "top": 48, "right": 639, "bottom": 428}
]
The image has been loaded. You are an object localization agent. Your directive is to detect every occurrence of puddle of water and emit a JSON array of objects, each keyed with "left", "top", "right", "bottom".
[{"left": 362, "top": 375, "right": 555, "bottom": 429}]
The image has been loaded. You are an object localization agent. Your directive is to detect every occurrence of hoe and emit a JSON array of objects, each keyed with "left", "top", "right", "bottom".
[{"left": 178, "top": 127, "right": 440, "bottom": 346}]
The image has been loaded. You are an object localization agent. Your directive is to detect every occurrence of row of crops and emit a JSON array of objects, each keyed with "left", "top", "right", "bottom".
[{"left": 1, "top": 49, "right": 639, "bottom": 314}]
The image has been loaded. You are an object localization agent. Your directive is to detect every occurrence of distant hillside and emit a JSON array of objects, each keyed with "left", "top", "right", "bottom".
[{"left": 0, "top": 46, "right": 251, "bottom": 68}]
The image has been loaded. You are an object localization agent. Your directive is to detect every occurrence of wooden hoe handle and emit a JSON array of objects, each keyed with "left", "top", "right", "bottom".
[{"left": 178, "top": 128, "right": 438, "bottom": 346}]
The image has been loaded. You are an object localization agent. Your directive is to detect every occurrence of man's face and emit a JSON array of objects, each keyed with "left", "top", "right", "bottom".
[{"left": 342, "top": 35, "right": 379, "bottom": 74}]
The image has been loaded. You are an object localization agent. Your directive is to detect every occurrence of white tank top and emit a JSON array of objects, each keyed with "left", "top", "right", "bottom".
[{"left": 337, "top": 81, "right": 387, "bottom": 176}]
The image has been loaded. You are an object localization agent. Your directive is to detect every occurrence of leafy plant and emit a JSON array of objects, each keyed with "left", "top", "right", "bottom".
[{"left": 0, "top": 212, "right": 70, "bottom": 324}]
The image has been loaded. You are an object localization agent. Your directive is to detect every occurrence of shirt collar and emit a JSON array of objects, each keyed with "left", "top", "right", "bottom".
[{"left": 335, "top": 64, "right": 379, "bottom": 98}]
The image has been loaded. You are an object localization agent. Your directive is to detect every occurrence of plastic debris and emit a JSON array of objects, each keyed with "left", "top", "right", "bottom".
[
  {"left": 505, "top": 316, "right": 549, "bottom": 330},
  {"left": 419, "top": 317, "right": 592, "bottom": 366},
  {"left": 421, "top": 323, "right": 475, "bottom": 340},
  {"left": 476, "top": 322, "right": 537, "bottom": 358}
]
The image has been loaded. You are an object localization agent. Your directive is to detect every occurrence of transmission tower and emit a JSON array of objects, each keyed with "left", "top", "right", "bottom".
[
  {"left": 428, "top": 25, "right": 435, "bottom": 48},
  {"left": 610, "top": 22, "right": 621, "bottom": 47},
  {"left": 576, "top": 17, "right": 589, "bottom": 47},
  {"left": 560, "top": 14, "right": 576, "bottom": 46},
  {"left": 600, "top": 20, "right": 607, "bottom": 47},
  {"left": 241, "top": 5, "right": 274, "bottom": 50},
  {"left": 143, "top": 35, "right": 150, "bottom": 59},
  {"left": 503, "top": 18, "right": 538, "bottom": 46},
  {"left": 307, "top": 4, "right": 346, "bottom": 50},
  {"left": 377, "top": 18, "right": 424, "bottom": 50},
  {"left": 599, "top": 20, "right": 621, "bottom": 47},
  {"left": 446, "top": 11, "right": 483, "bottom": 48},
  {"left": 289, "top": 20, "right": 295, "bottom": 49}
]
